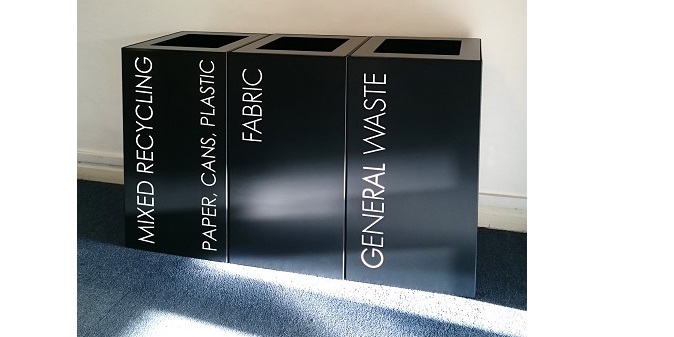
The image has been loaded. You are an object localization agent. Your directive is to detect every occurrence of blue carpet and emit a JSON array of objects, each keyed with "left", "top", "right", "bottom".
[{"left": 77, "top": 180, "right": 526, "bottom": 337}]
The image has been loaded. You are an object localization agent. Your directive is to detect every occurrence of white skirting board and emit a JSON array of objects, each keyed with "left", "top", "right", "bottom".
[
  {"left": 77, "top": 150, "right": 124, "bottom": 185},
  {"left": 77, "top": 151, "right": 527, "bottom": 233}
]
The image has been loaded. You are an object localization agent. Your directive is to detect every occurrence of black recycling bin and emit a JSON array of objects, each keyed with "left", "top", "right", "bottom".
[
  {"left": 345, "top": 36, "right": 482, "bottom": 296},
  {"left": 227, "top": 34, "right": 369, "bottom": 278},
  {"left": 122, "top": 31, "right": 267, "bottom": 262}
]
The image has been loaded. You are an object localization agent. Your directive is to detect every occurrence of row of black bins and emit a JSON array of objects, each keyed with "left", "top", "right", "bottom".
[{"left": 122, "top": 31, "right": 482, "bottom": 297}]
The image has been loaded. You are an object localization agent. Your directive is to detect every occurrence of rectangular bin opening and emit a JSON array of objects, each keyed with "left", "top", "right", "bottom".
[
  {"left": 258, "top": 36, "right": 348, "bottom": 52},
  {"left": 154, "top": 34, "right": 246, "bottom": 48},
  {"left": 374, "top": 39, "right": 462, "bottom": 56}
]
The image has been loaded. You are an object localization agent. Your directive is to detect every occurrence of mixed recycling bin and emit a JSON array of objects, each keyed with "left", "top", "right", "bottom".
[{"left": 122, "top": 31, "right": 267, "bottom": 261}]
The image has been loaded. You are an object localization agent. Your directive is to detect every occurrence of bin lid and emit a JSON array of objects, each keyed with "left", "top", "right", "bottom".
[
  {"left": 233, "top": 34, "right": 369, "bottom": 57},
  {"left": 351, "top": 36, "right": 481, "bottom": 61},
  {"left": 123, "top": 31, "right": 268, "bottom": 53}
]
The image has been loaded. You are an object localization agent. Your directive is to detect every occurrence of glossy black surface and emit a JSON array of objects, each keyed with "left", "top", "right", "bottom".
[
  {"left": 227, "top": 34, "right": 368, "bottom": 279},
  {"left": 345, "top": 37, "right": 482, "bottom": 296},
  {"left": 122, "top": 32, "right": 266, "bottom": 262}
]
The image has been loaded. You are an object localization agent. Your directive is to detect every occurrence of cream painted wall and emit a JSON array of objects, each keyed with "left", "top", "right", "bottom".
[{"left": 77, "top": 0, "right": 526, "bottom": 199}]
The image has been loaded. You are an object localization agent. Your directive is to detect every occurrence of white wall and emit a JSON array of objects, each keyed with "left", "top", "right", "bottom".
[{"left": 78, "top": 0, "right": 526, "bottom": 202}]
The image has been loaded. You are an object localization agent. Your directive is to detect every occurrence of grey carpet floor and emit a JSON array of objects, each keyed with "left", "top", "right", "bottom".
[{"left": 78, "top": 180, "right": 526, "bottom": 337}]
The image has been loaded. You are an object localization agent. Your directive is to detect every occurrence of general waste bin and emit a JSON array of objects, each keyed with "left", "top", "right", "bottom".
[{"left": 345, "top": 36, "right": 482, "bottom": 296}]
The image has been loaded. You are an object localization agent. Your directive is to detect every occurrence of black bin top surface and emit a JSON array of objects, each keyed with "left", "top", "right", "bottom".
[
  {"left": 123, "top": 31, "right": 268, "bottom": 53},
  {"left": 233, "top": 34, "right": 369, "bottom": 57},
  {"left": 352, "top": 36, "right": 481, "bottom": 60}
]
